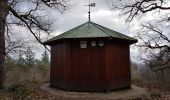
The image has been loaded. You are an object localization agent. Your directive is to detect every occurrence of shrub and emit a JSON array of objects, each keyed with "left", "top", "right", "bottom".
[{"left": 150, "top": 89, "right": 162, "bottom": 99}]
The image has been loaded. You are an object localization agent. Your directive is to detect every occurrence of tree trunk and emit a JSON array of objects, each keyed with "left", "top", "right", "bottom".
[{"left": 0, "top": 0, "right": 8, "bottom": 89}]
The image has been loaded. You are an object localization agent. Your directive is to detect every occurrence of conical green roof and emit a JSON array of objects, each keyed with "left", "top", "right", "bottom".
[{"left": 43, "top": 21, "right": 137, "bottom": 44}]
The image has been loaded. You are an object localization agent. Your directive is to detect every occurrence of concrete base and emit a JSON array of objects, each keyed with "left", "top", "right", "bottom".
[{"left": 40, "top": 83, "right": 148, "bottom": 100}]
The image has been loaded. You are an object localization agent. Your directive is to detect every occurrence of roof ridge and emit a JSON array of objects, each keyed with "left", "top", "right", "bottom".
[
  {"left": 85, "top": 22, "right": 91, "bottom": 37},
  {"left": 90, "top": 22, "right": 113, "bottom": 37},
  {"left": 91, "top": 22, "right": 136, "bottom": 41},
  {"left": 58, "top": 22, "right": 89, "bottom": 38},
  {"left": 96, "top": 23, "right": 125, "bottom": 39},
  {"left": 43, "top": 22, "right": 89, "bottom": 43}
]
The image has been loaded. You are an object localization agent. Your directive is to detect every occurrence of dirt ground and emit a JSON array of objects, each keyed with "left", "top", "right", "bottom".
[{"left": 1, "top": 82, "right": 170, "bottom": 100}]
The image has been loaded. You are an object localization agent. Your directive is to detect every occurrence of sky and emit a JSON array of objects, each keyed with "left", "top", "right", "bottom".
[
  {"left": 49, "top": 0, "right": 133, "bottom": 36},
  {"left": 11, "top": 0, "right": 141, "bottom": 61}
]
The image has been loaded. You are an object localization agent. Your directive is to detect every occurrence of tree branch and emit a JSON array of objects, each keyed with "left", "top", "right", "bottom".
[{"left": 8, "top": 5, "right": 50, "bottom": 51}]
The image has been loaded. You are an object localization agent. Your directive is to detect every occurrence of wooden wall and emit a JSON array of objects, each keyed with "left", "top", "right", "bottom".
[
  {"left": 105, "top": 41, "right": 131, "bottom": 90},
  {"left": 50, "top": 39, "right": 131, "bottom": 91}
]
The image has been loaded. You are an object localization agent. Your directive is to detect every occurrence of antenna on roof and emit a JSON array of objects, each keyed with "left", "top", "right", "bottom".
[{"left": 84, "top": 2, "right": 95, "bottom": 21}]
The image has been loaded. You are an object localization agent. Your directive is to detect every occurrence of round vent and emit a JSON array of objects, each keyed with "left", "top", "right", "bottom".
[
  {"left": 91, "top": 41, "right": 96, "bottom": 47},
  {"left": 98, "top": 41, "right": 104, "bottom": 47}
]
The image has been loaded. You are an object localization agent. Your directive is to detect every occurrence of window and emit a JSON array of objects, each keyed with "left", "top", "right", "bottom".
[{"left": 80, "top": 41, "right": 87, "bottom": 48}]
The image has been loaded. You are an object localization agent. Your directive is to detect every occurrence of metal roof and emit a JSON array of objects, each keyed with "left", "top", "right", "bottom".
[{"left": 43, "top": 21, "right": 137, "bottom": 44}]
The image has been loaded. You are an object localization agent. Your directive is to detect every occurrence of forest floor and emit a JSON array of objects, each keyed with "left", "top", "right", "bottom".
[{"left": 0, "top": 81, "right": 170, "bottom": 100}]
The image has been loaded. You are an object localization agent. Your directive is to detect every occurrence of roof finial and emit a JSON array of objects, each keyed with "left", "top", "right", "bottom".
[{"left": 84, "top": 2, "right": 95, "bottom": 21}]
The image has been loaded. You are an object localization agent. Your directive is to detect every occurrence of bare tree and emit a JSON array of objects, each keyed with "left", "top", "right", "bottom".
[
  {"left": 0, "top": 0, "right": 8, "bottom": 89},
  {"left": 111, "top": 0, "right": 170, "bottom": 74},
  {"left": 112, "top": 0, "right": 170, "bottom": 22},
  {"left": 137, "top": 23, "right": 170, "bottom": 77},
  {"left": 5, "top": 24, "right": 28, "bottom": 55},
  {"left": 0, "top": 0, "right": 68, "bottom": 89}
]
